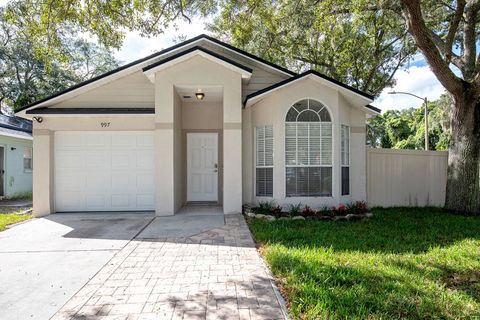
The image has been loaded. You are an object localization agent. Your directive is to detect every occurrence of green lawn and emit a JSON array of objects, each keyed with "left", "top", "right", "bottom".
[
  {"left": 247, "top": 207, "right": 480, "bottom": 319},
  {"left": 0, "top": 208, "right": 31, "bottom": 231}
]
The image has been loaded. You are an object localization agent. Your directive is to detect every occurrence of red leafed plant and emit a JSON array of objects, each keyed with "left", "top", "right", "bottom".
[
  {"left": 332, "top": 204, "right": 347, "bottom": 216},
  {"left": 270, "top": 205, "right": 283, "bottom": 215},
  {"left": 302, "top": 205, "right": 316, "bottom": 217},
  {"left": 355, "top": 201, "right": 368, "bottom": 214}
]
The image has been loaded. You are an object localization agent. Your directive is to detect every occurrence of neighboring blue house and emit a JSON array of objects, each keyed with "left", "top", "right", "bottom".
[{"left": 0, "top": 115, "right": 33, "bottom": 198}]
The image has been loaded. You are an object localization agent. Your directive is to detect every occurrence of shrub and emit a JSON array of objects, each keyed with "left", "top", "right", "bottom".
[
  {"left": 317, "top": 206, "right": 333, "bottom": 217},
  {"left": 332, "top": 204, "right": 347, "bottom": 216},
  {"left": 302, "top": 205, "right": 316, "bottom": 217},
  {"left": 256, "top": 200, "right": 276, "bottom": 215},
  {"left": 346, "top": 202, "right": 358, "bottom": 214},
  {"left": 270, "top": 205, "right": 283, "bottom": 217},
  {"left": 288, "top": 203, "right": 303, "bottom": 216},
  {"left": 355, "top": 201, "right": 368, "bottom": 214}
]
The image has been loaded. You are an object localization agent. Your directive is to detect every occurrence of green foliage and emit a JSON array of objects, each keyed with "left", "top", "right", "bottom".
[
  {"left": 288, "top": 203, "right": 303, "bottom": 216},
  {"left": 0, "top": 7, "right": 119, "bottom": 110},
  {"left": 3, "top": 0, "right": 215, "bottom": 63},
  {"left": 0, "top": 211, "right": 31, "bottom": 231},
  {"left": 256, "top": 200, "right": 276, "bottom": 214},
  {"left": 248, "top": 207, "right": 480, "bottom": 319},
  {"left": 367, "top": 93, "right": 452, "bottom": 150},
  {"left": 209, "top": 0, "right": 416, "bottom": 95}
]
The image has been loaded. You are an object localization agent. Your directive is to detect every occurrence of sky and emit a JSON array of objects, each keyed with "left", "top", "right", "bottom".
[{"left": 0, "top": 0, "right": 446, "bottom": 111}]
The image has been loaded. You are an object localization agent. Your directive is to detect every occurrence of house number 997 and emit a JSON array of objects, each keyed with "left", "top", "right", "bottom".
[{"left": 101, "top": 122, "right": 110, "bottom": 128}]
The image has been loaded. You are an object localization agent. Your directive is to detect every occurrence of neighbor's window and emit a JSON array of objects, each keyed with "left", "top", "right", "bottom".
[
  {"left": 285, "top": 99, "right": 332, "bottom": 197},
  {"left": 256, "top": 125, "right": 273, "bottom": 197},
  {"left": 23, "top": 147, "right": 32, "bottom": 171},
  {"left": 341, "top": 125, "right": 350, "bottom": 195}
]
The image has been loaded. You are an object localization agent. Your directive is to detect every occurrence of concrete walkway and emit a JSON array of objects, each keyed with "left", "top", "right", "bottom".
[
  {"left": 52, "top": 214, "right": 287, "bottom": 320},
  {"left": 0, "top": 213, "right": 154, "bottom": 320}
]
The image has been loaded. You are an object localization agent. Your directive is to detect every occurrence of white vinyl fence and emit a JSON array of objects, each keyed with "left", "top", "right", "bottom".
[{"left": 367, "top": 148, "right": 448, "bottom": 207}]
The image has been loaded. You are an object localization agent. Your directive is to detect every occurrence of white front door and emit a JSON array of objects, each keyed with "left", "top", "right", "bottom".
[{"left": 187, "top": 133, "right": 218, "bottom": 202}]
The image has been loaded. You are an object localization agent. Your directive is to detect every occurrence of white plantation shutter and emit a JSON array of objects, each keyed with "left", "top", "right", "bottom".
[
  {"left": 341, "top": 125, "right": 350, "bottom": 195},
  {"left": 256, "top": 126, "right": 274, "bottom": 196},
  {"left": 285, "top": 99, "right": 332, "bottom": 197}
]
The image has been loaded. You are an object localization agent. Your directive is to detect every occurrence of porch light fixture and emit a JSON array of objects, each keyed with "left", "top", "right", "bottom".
[{"left": 195, "top": 91, "right": 205, "bottom": 100}]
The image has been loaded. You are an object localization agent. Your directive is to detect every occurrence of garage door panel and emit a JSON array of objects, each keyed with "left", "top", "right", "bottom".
[
  {"left": 85, "top": 134, "right": 108, "bottom": 148},
  {"left": 137, "top": 134, "right": 154, "bottom": 147},
  {"left": 136, "top": 151, "right": 154, "bottom": 169},
  {"left": 111, "top": 194, "right": 131, "bottom": 208},
  {"left": 136, "top": 194, "right": 155, "bottom": 208},
  {"left": 56, "top": 151, "right": 85, "bottom": 168},
  {"left": 86, "top": 194, "right": 106, "bottom": 209},
  {"left": 57, "top": 174, "right": 86, "bottom": 191},
  {"left": 55, "top": 134, "right": 83, "bottom": 148},
  {"left": 112, "top": 134, "right": 136, "bottom": 147},
  {"left": 86, "top": 151, "right": 107, "bottom": 167},
  {"left": 55, "top": 131, "right": 155, "bottom": 212},
  {"left": 136, "top": 174, "right": 155, "bottom": 191},
  {"left": 86, "top": 175, "right": 108, "bottom": 191},
  {"left": 56, "top": 192, "right": 86, "bottom": 211},
  {"left": 111, "top": 175, "right": 132, "bottom": 191}
]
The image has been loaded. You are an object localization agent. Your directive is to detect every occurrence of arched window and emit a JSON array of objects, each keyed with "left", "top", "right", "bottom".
[{"left": 285, "top": 99, "right": 332, "bottom": 196}]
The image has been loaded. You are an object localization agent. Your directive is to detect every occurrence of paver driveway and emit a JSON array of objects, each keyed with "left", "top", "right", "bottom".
[{"left": 52, "top": 214, "right": 287, "bottom": 320}]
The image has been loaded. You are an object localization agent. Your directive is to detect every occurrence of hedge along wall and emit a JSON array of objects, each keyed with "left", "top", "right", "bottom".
[{"left": 367, "top": 148, "right": 448, "bottom": 207}]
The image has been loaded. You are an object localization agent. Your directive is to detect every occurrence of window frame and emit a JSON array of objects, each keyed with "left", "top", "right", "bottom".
[
  {"left": 23, "top": 146, "right": 33, "bottom": 172},
  {"left": 284, "top": 98, "right": 334, "bottom": 198},
  {"left": 341, "top": 124, "right": 350, "bottom": 196},
  {"left": 255, "top": 125, "right": 274, "bottom": 197}
]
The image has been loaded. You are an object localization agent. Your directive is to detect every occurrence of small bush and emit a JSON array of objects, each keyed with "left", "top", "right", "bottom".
[
  {"left": 355, "top": 201, "right": 368, "bottom": 214},
  {"left": 288, "top": 203, "right": 303, "bottom": 216},
  {"left": 302, "top": 205, "right": 316, "bottom": 217},
  {"left": 317, "top": 206, "right": 333, "bottom": 217},
  {"left": 346, "top": 202, "right": 358, "bottom": 214},
  {"left": 270, "top": 205, "right": 283, "bottom": 216},
  {"left": 256, "top": 200, "right": 276, "bottom": 215},
  {"left": 332, "top": 204, "right": 347, "bottom": 216}
]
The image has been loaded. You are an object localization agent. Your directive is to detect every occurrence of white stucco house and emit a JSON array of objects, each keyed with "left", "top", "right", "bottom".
[{"left": 15, "top": 35, "right": 380, "bottom": 217}]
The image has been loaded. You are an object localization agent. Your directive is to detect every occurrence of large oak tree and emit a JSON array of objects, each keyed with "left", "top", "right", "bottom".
[{"left": 209, "top": 0, "right": 480, "bottom": 214}]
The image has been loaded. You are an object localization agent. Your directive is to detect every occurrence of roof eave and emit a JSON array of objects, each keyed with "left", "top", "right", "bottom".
[{"left": 15, "top": 34, "right": 294, "bottom": 115}]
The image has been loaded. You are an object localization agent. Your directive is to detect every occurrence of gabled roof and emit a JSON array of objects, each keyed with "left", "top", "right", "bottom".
[
  {"left": 15, "top": 34, "right": 295, "bottom": 114},
  {"left": 142, "top": 46, "right": 253, "bottom": 81},
  {"left": 244, "top": 70, "right": 379, "bottom": 114}
]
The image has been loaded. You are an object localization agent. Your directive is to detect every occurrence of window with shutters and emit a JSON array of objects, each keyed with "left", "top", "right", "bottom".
[
  {"left": 285, "top": 99, "right": 332, "bottom": 197},
  {"left": 341, "top": 125, "right": 350, "bottom": 195},
  {"left": 256, "top": 125, "right": 273, "bottom": 197}
]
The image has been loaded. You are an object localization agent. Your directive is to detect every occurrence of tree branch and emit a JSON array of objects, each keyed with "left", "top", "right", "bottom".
[
  {"left": 463, "top": 0, "right": 478, "bottom": 80},
  {"left": 400, "top": 0, "right": 463, "bottom": 96},
  {"left": 444, "top": 0, "right": 465, "bottom": 64}
]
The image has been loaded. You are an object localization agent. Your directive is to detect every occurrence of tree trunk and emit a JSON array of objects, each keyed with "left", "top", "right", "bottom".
[{"left": 445, "top": 88, "right": 480, "bottom": 214}]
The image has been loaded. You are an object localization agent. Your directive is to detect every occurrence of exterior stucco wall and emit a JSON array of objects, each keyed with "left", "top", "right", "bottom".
[
  {"left": 0, "top": 135, "right": 33, "bottom": 197},
  {"left": 242, "top": 77, "right": 368, "bottom": 208}
]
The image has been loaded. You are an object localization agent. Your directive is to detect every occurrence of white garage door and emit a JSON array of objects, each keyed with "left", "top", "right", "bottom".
[{"left": 55, "top": 131, "right": 155, "bottom": 212}]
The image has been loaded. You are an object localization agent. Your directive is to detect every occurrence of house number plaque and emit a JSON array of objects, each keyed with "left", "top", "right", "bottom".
[{"left": 100, "top": 122, "right": 111, "bottom": 128}]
